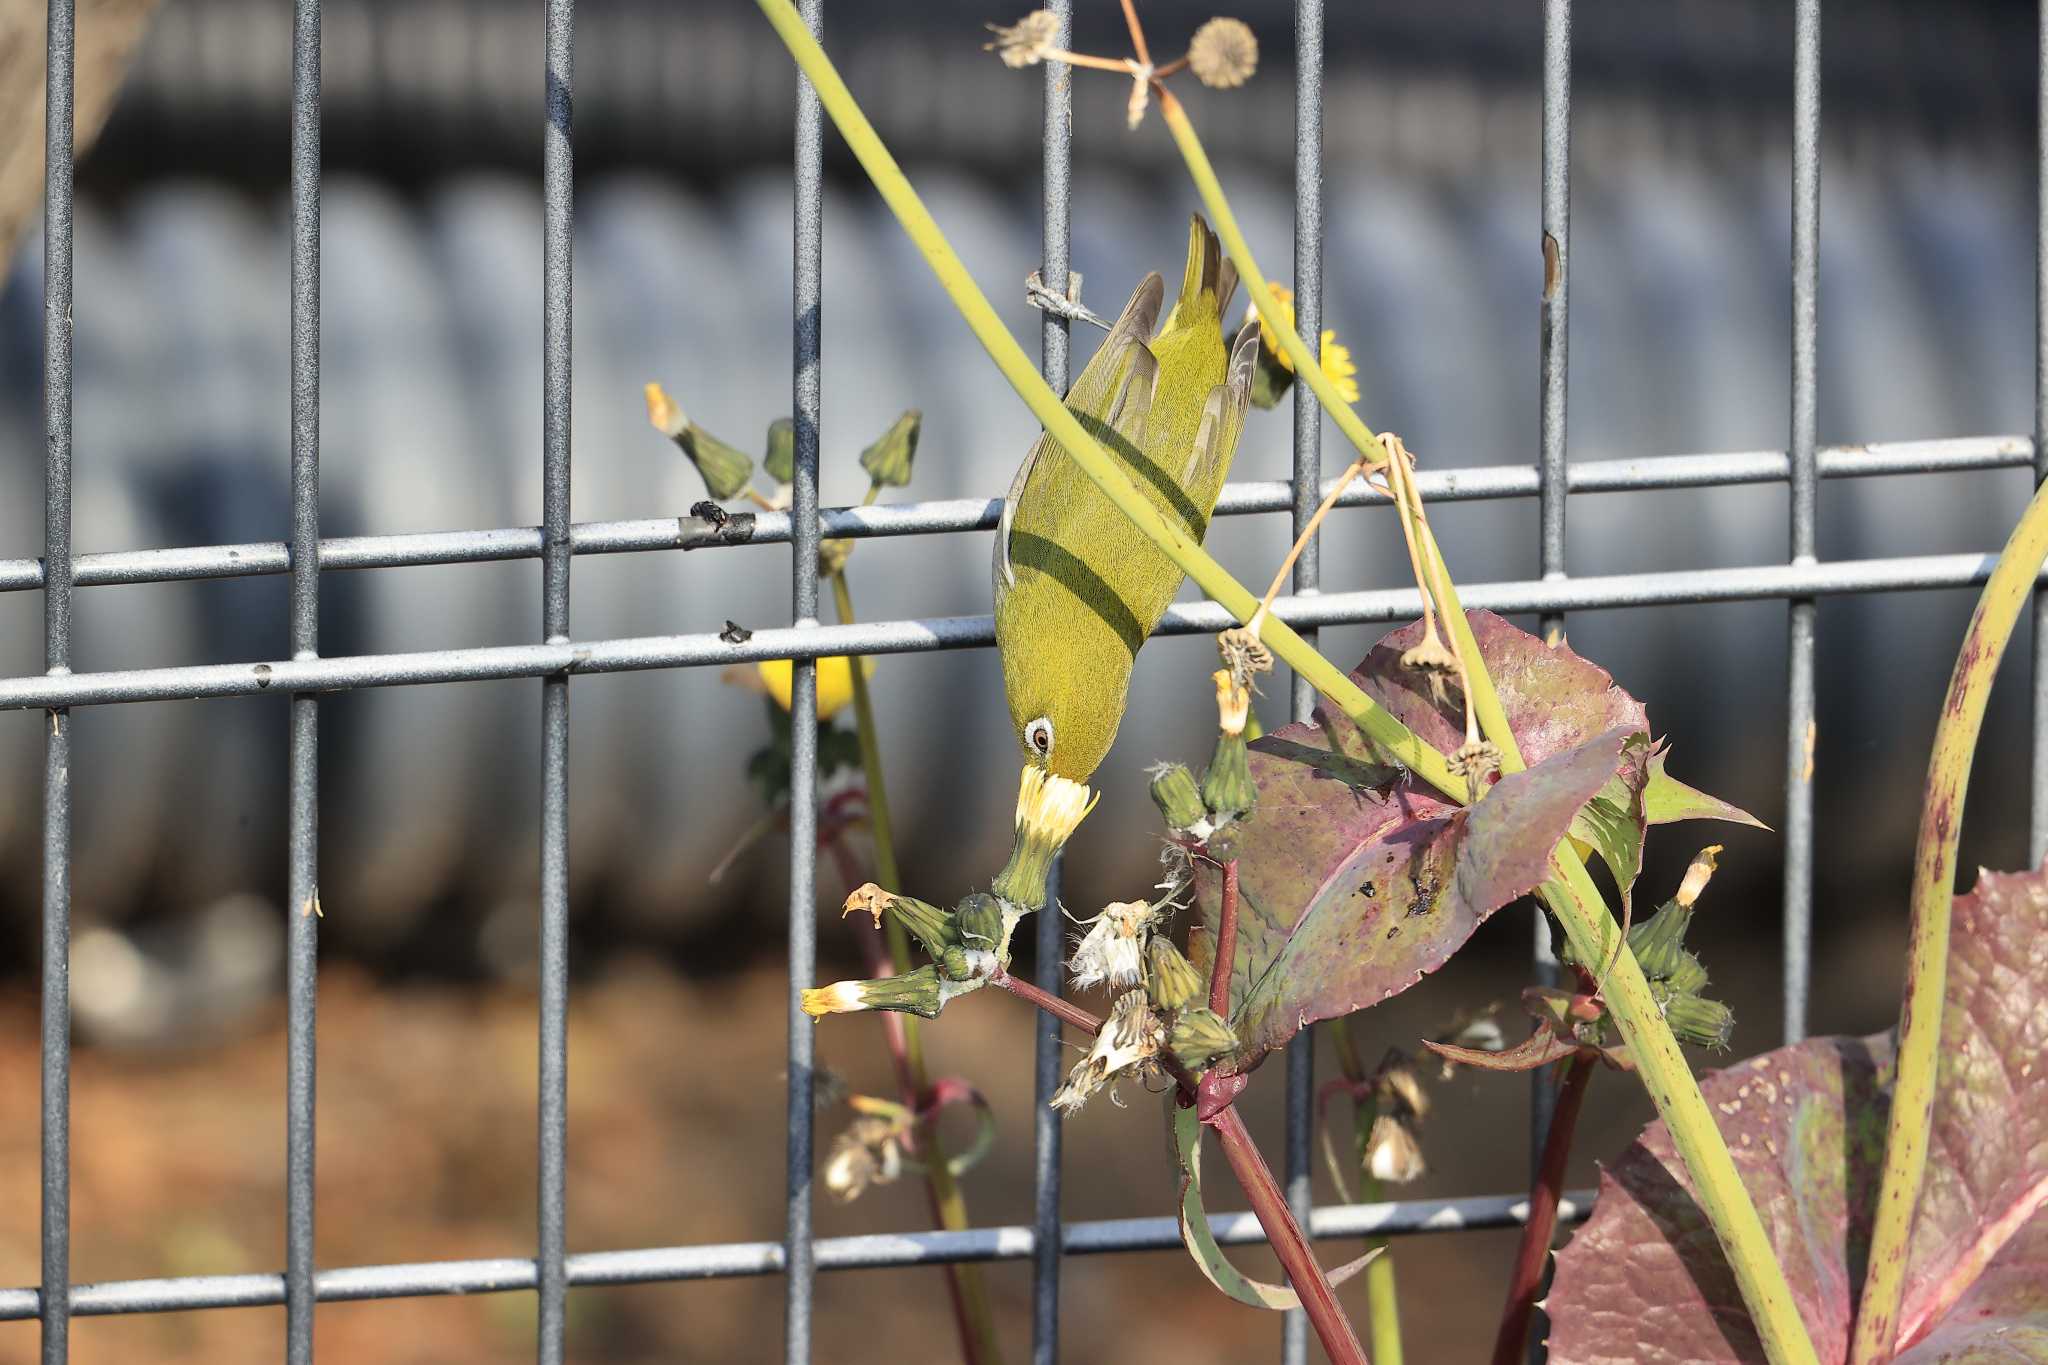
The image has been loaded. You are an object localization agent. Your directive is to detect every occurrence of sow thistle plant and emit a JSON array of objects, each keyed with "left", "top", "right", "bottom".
[{"left": 715, "top": 2, "right": 2048, "bottom": 1362}]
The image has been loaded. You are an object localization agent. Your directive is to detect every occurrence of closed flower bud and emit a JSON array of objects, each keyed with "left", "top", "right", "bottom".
[
  {"left": 859, "top": 409, "right": 921, "bottom": 488},
  {"left": 1201, "top": 730, "right": 1257, "bottom": 822},
  {"left": 1168, "top": 1006, "right": 1239, "bottom": 1070},
  {"left": 645, "top": 383, "right": 755, "bottom": 501},
  {"left": 1662, "top": 993, "right": 1734, "bottom": 1051},
  {"left": 890, "top": 893, "right": 960, "bottom": 961},
  {"left": 1627, "top": 899, "right": 1695, "bottom": 983},
  {"left": 938, "top": 944, "right": 998, "bottom": 983},
  {"left": 1146, "top": 935, "right": 1205, "bottom": 1012},
  {"left": 994, "top": 767, "right": 1098, "bottom": 911},
  {"left": 1665, "top": 950, "right": 1709, "bottom": 998},
  {"left": 802, "top": 965, "right": 954, "bottom": 1021},
  {"left": 956, "top": 892, "right": 1007, "bottom": 955},
  {"left": 765, "top": 416, "right": 796, "bottom": 485},
  {"left": 1149, "top": 762, "right": 1211, "bottom": 837}
]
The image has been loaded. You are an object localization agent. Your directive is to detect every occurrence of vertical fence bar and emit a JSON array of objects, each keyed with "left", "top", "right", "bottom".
[
  {"left": 40, "top": 2, "right": 77, "bottom": 1361},
  {"left": 284, "top": 2, "right": 323, "bottom": 1360},
  {"left": 785, "top": 1, "right": 825, "bottom": 1358},
  {"left": 1783, "top": 0, "right": 1820, "bottom": 1047},
  {"left": 1031, "top": 4, "right": 1073, "bottom": 1359},
  {"left": 2032, "top": 0, "right": 2048, "bottom": 869},
  {"left": 538, "top": 2, "right": 574, "bottom": 1360},
  {"left": 1530, "top": 0, "right": 1572, "bottom": 1206},
  {"left": 1279, "top": 4, "right": 1324, "bottom": 1362}
]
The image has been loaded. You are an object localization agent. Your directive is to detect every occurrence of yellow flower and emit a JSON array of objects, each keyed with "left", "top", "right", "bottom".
[
  {"left": 755, "top": 656, "right": 868, "bottom": 719},
  {"left": 1250, "top": 286, "right": 1362, "bottom": 404}
]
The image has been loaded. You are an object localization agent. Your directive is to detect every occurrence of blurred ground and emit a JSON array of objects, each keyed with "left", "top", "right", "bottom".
[{"left": 0, "top": 893, "right": 1909, "bottom": 1364}]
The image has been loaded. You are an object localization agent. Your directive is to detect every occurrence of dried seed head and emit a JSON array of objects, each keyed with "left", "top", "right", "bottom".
[
  {"left": 1188, "top": 17, "right": 1258, "bottom": 89},
  {"left": 1217, "top": 627, "right": 1274, "bottom": 687},
  {"left": 1453, "top": 738, "right": 1501, "bottom": 784},
  {"left": 1365, "top": 1112, "right": 1427, "bottom": 1184},
  {"left": 1400, "top": 635, "right": 1460, "bottom": 706},
  {"left": 1070, "top": 900, "right": 1162, "bottom": 994},
  {"left": 1375, "top": 1051, "right": 1431, "bottom": 1121},
  {"left": 823, "top": 1115, "right": 905, "bottom": 1203},
  {"left": 1050, "top": 990, "right": 1162, "bottom": 1113},
  {"left": 985, "top": 10, "right": 1061, "bottom": 67}
]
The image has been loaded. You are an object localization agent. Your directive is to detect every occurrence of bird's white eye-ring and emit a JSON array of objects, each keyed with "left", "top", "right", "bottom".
[{"left": 1025, "top": 717, "right": 1055, "bottom": 756}]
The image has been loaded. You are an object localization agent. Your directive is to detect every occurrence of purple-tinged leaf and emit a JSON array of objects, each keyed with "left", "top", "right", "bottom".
[
  {"left": 1198, "top": 726, "right": 1639, "bottom": 1074},
  {"left": 1344, "top": 611, "right": 1649, "bottom": 767},
  {"left": 1546, "top": 866, "right": 2048, "bottom": 1364}
]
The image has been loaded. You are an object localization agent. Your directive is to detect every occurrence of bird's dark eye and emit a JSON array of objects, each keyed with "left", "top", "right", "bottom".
[{"left": 1025, "top": 717, "right": 1054, "bottom": 755}]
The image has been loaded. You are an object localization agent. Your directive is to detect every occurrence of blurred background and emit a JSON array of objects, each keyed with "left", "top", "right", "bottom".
[{"left": 0, "top": 0, "right": 2042, "bottom": 1359}]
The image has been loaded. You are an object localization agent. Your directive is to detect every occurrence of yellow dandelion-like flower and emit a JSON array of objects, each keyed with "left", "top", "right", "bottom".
[
  {"left": 1250, "top": 286, "right": 1362, "bottom": 404},
  {"left": 754, "top": 656, "right": 869, "bottom": 720}
]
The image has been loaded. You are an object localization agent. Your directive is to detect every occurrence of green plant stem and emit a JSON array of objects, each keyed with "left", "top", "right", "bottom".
[
  {"left": 1159, "top": 89, "right": 1820, "bottom": 1365},
  {"left": 1849, "top": 476, "right": 2048, "bottom": 1364},
  {"left": 1492, "top": 1054, "right": 1594, "bottom": 1365},
  {"left": 750, "top": 10, "right": 1805, "bottom": 1359},
  {"left": 831, "top": 569, "right": 1001, "bottom": 1365},
  {"left": 1328, "top": 1023, "right": 1402, "bottom": 1365}
]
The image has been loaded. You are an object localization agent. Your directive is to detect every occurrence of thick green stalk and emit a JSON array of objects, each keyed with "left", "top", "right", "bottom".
[
  {"left": 1161, "top": 91, "right": 1819, "bottom": 1365},
  {"left": 749, "top": 0, "right": 1463, "bottom": 808},
  {"left": 1328, "top": 1024, "right": 1402, "bottom": 1365},
  {"left": 1849, "top": 477, "right": 2048, "bottom": 1363},
  {"left": 831, "top": 571, "right": 1001, "bottom": 1365}
]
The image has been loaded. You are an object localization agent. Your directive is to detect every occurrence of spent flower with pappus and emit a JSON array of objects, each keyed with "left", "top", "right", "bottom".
[{"left": 1050, "top": 989, "right": 1165, "bottom": 1113}]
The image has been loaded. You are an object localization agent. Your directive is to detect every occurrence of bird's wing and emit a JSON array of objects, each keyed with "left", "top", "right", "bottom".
[
  {"left": 995, "top": 274, "right": 1165, "bottom": 596},
  {"left": 1178, "top": 319, "right": 1262, "bottom": 507}
]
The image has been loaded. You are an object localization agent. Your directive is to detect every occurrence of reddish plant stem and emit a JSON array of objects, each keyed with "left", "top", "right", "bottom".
[
  {"left": 1490, "top": 1053, "right": 1596, "bottom": 1365},
  {"left": 1209, "top": 859, "right": 1240, "bottom": 1017},
  {"left": 1209, "top": 1104, "right": 1370, "bottom": 1365},
  {"left": 991, "top": 970, "right": 1103, "bottom": 1036},
  {"left": 994, "top": 964, "right": 1367, "bottom": 1364}
]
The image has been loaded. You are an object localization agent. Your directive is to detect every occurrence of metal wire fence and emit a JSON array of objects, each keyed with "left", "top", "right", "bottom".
[{"left": 9, "top": 0, "right": 2041, "bottom": 1361}]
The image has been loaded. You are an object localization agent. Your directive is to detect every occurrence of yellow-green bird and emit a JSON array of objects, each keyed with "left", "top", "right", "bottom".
[{"left": 995, "top": 214, "right": 1260, "bottom": 781}]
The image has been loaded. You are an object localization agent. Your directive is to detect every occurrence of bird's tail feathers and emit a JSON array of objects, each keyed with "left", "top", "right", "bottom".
[{"left": 1165, "top": 214, "right": 1236, "bottom": 331}]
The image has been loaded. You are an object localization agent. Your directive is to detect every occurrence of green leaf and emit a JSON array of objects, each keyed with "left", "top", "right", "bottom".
[
  {"left": 1174, "top": 1101, "right": 1377, "bottom": 1309},
  {"left": 1546, "top": 865, "right": 2048, "bottom": 1364},
  {"left": 1644, "top": 749, "right": 1767, "bottom": 830},
  {"left": 1568, "top": 732, "right": 1653, "bottom": 908}
]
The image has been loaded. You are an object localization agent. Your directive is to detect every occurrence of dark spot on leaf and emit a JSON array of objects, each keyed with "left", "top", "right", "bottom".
[
  {"left": 1385, "top": 925, "right": 1400, "bottom": 940},
  {"left": 1358, "top": 881, "right": 1376, "bottom": 898}
]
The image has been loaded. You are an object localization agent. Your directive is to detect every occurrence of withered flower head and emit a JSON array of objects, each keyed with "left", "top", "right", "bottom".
[
  {"left": 985, "top": 10, "right": 1061, "bottom": 68},
  {"left": 1188, "top": 17, "right": 1258, "bottom": 89}
]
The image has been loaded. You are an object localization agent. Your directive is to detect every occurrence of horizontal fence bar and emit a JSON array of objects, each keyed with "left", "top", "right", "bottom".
[
  {"left": 0, "top": 1191, "right": 1592, "bottom": 1321},
  {"left": 0, "top": 434, "right": 2026, "bottom": 596},
  {"left": 0, "top": 549, "right": 2032, "bottom": 711}
]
